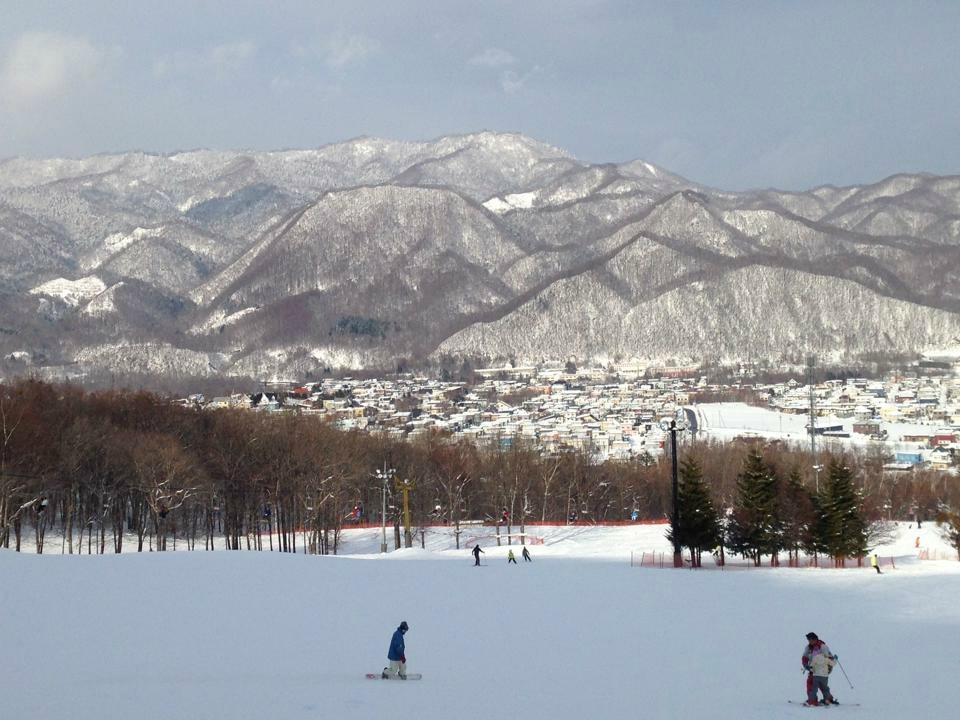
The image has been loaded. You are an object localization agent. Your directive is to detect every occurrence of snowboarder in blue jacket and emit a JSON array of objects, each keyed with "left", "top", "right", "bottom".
[{"left": 383, "top": 621, "right": 409, "bottom": 679}]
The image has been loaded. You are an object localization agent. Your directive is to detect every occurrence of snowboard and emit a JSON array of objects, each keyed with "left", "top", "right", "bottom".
[
  {"left": 366, "top": 672, "right": 422, "bottom": 680},
  {"left": 788, "top": 700, "right": 859, "bottom": 707}
]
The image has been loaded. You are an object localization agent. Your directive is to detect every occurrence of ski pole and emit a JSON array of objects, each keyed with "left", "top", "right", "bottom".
[{"left": 835, "top": 658, "right": 854, "bottom": 689}]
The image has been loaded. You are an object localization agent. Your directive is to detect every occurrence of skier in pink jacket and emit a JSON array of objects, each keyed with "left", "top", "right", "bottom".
[{"left": 801, "top": 632, "right": 838, "bottom": 706}]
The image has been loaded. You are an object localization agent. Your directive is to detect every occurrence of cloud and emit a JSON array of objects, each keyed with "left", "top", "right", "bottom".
[
  {"left": 500, "top": 66, "right": 543, "bottom": 95},
  {"left": 154, "top": 41, "right": 257, "bottom": 78},
  {"left": 1, "top": 31, "right": 107, "bottom": 109},
  {"left": 468, "top": 47, "right": 516, "bottom": 68},
  {"left": 289, "top": 31, "right": 379, "bottom": 71},
  {"left": 467, "top": 47, "right": 534, "bottom": 94},
  {"left": 322, "top": 32, "right": 379, "bottom": 69}
]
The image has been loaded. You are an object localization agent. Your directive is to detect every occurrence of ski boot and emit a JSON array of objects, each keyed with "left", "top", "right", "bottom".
[{"left": 381, "top": 668, "right": 389, "bottom": 679}]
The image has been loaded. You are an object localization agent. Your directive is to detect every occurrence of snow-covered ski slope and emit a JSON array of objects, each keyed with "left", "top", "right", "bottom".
[{"left": 2, "top": 523, "right": 958, "bottom": 720}]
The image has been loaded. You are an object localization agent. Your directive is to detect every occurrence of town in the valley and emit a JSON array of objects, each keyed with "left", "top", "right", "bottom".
[{"left": 188, "top": 356, "right": 960, "bottom": 472}]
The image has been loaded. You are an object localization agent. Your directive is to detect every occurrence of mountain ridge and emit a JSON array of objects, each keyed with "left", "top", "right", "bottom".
[{"left": 2, "top": 131, "right": 959, "bottom": 383}]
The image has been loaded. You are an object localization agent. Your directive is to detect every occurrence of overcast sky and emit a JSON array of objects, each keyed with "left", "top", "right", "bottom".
[{"left": 1, "top": 1, "right": 957, "bottom": 191}]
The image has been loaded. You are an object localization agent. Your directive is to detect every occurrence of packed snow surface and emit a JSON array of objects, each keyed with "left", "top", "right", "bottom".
[{"left": 2, "top": 523, "right": 958, "bottom": 720}]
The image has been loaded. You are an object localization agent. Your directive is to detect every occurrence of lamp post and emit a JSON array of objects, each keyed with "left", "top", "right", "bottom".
[
  {"left": 660, "top": 412, "right": 688, "bottom": 568},
  {"left": 375, "top": 464, "right": 395, "bottom": 553}
]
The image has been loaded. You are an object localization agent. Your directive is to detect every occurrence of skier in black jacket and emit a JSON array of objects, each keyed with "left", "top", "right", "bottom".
[{"left": 472, "top": 544, "right": 484, "bottom": 566}]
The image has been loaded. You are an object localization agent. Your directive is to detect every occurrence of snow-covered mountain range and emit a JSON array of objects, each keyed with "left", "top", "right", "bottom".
[{"left": 2, "top": 131, "right": 959, "bottom": 382}]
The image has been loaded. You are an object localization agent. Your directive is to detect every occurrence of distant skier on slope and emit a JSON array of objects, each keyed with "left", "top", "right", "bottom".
[
  {"left": 522, "top": 546, "right": 532, "bottom": 562},
  {"left": 507, "top": 549, "right": 517, "bottom": 564},
  {"left": 801, "top": 632, "right": 838, "bottom": 706},
  {"left": 871, "top": 554, "right": 882, "bottom": 574},
  {"left": 472, "top": 544, "right": 484, "bottom": 566},
  {"left": 383, "top": 621, "right": 409, "bottom": 679}
]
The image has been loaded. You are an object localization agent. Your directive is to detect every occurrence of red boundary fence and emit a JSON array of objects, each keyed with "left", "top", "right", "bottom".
[
  {"left": 338, "top": 518, "right": 668, "bottom": 530},
  {"left": 918, "top": 548, "right": 959, "bottom": 561},
  {"left": 630, "top": 551, "right": 899, "bottom": 570}
]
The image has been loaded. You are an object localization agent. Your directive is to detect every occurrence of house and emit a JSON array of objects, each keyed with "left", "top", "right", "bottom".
[
  {"left": 894, "top": 451, "right": 924, "bottom": 466},
  {"left": 250, "top": 392, "right": 280, "bottom": 411},
  {"left": 928, "top": 447, "right": 953, "bottom": 469},
  {"left": 931, "top": 433, "right": 956, "bottom": 447}
]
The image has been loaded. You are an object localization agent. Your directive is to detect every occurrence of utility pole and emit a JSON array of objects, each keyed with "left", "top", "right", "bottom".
[
  {"left": 670, "top": 421, "right": 681, "bottom": 568},
  {"left": 395, "top": 478, "right": 415, "bottom": 548},
  {"left": 660, "top": 412, "right": 688, "bottom": 568}
]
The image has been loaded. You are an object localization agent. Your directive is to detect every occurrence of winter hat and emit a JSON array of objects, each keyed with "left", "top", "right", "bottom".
[
  {"left": 805, "top": 632, "right": 818, "bottom": 641},
  {"left": 399, "top": 621, "right": 409, "bottom": 631}
]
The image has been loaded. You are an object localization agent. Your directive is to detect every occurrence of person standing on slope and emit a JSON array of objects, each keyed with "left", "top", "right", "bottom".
[
  {"left": 472, "top": 544, "right": 484, "bottom": 566},
  {"left": 802, "top": 632, "right": 838, "bottom": 706},
  {"left": 871, "top": 554, "right": 882, "bottom": 574},
  {"left": 507, "top": 548, "right": 517, "bottom": 564},
  {"left": 522, "top": 546, "right": 532, "bottom": 562},
  {"left": 383, "top": 621, "right": 409, "bottom": 679}
]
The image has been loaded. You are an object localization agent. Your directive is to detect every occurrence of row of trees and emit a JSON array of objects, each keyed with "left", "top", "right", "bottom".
[
  {"left": 1, "top": 379, "right": 959, "bottom": 560},
  {"left": 670, "top": 450, "right": 877, "bottom": 567},
  {"left": 0, "top": 380, "right": 673, "bottom": 554}
]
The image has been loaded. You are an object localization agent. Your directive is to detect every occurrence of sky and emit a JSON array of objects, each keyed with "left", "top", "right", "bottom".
[{"left": 0, "top": 0, "right": 958, "bottom": 191}]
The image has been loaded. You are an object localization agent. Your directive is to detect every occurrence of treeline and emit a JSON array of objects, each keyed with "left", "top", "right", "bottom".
[{"left": 1, "top": 379, "right": 958, "bottom": 558}]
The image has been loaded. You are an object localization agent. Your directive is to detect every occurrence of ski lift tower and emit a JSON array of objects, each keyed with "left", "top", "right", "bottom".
[{"left": 807, "top": 355, "right": 822, "bottom": 491}]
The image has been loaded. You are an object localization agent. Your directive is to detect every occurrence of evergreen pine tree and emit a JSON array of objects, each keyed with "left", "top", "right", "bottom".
[
  {"left": 818, "top": 459, "right": 867, "bottom": 566},
  {"left": 806, "top": 491, "right": 831, "bottom": 564},
  {"left": 778, "top": 466, "right": 815, "bottom": 566},
  {"left": 666, "top": 456, "right": 720, "bottom": 567},
  {"left": 727, "top": 449, "right": 781, "bottom": 566}
]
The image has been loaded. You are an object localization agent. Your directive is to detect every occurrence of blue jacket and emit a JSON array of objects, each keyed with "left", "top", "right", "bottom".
[{"left": 387, "top": 627, "right": 406, "bottom": 661}]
